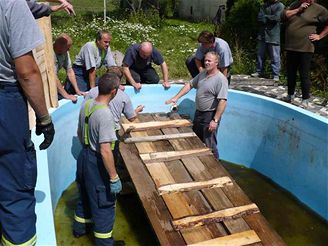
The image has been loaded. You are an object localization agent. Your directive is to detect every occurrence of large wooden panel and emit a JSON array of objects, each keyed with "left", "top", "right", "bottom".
[{"left": 120, "top": 113, "right": 286, "bottom": 246}]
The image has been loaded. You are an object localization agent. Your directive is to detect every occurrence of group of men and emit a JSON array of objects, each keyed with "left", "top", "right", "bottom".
[
  {"left": 4, "top": 0, "right": 326, "bottom": 245},
  {"left": 252, "top": 0, "right": 328, "bottom": 107}
]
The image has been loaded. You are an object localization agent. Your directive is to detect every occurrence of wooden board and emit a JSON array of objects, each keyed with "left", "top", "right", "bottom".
[
  {"left": 119, "top": 113, "right": 286, "bottom": 246},
  {"left": 188, "top": 230, "right": 261, "bottom": 246},
  {"left": 124, "top": 132, "right": 197, "bottom": 143},
  {"left": 158, "top": 177, "right": 233, "bottom": 195},
  {"left": 29, "top": 14, "right": 58, "bottom": 129},
  {"left": 140, "top": 148, "right": 212, "bottom": 163},
  {"left": 121, "top": 119, "right": 192, "bottom": 133}
]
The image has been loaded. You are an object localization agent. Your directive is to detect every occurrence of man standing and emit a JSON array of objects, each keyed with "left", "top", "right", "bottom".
[
  {"left": 166, "top": 52, "right": 228, "bottom": 159},
  {"left": 251, "top": 0, "right": 284, "bottom": 81},
  {"left": 122, "top": 41, "right": 171, "bottom": 90},
  {"left": 68, "top": 30, "right": 117, "bottom": 93},
  {"left": 283, "top": 0, "right": 328, "bottom": 108},
  {"left": 54, "top": 33, "right": 84, "bottom": 102},
  {"left": 73, "top": 73, "right": 122, "bottom": 245},
  {"left": 186, "top": 31, "right": 233, "bottom": 84},
  {"left": 0, "top": 0, "right": 55, "bottom": 245}
]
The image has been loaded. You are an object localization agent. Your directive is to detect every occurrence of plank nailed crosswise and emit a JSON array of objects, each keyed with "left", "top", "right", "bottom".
[
  {"left": 124, "top": 132, "right": 197, "bottom": 143},
  {"left": 172, "top": 203, "right": 260, "bottom": 230},
  {"left": 158, "top": 177, "right": 233, "bottom": 195},
  {"left": 122, "top": 119, "right": 192, "bottom": 133},
  {"left": 187, "top": 230, "right": 261, "bottom": 246},
  {"left": 140, "top": 148, "right": 212, "bottom": 163}
]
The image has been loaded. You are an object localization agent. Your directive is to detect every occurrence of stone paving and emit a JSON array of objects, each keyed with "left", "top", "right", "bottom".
[{"left": 171, "top": 75, "right": 328, "bottom": 118}]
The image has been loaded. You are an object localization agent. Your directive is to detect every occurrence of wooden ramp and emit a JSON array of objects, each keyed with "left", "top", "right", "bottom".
[{"left": 119, "top": 113, "right": 285, "bottom": 246}]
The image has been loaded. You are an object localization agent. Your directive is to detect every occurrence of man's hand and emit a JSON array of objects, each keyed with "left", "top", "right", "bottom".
[
  {"left": 165, "top": 97, "right": 177, "bottom": 105},
  {"left": 298, "top": 2, "right": 310, "bottom": 13},
  {"left": 110, "top": 175, "right": 122, "bottom": 194},
  {"left": 135, "top": 105, "right": 144, "bottom": 114},
  {"left": 66, "top": 94, "right": 78, "bottom": 103},
  {"left": 162, "top": 81, "right": 171, "bottom": 89},
  {"left": 119, "top": 84, "right": 125, "bottom": 91},
  {"left": 58, "top": 0, "right": 75, "bottom": 15},
  {"left": 208, "top": 120, "right": 218, "bottom": 132},
  {"left": 36, "top": 115, "right": 55, "bottom": 150},
  {"left": 309, "top": 33, "right": 321, "bottom": 42},
  {"left": 133, "top": 82, "right": 142, "bottom": 91}
]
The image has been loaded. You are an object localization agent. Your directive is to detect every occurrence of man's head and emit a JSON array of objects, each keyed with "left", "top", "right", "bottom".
[
  {"left": 106, "top": 66, "right": 123, "bottom": 80},
  {"left": 98, "top": 73, "right": 120, "bottom": 100},
  {"left": 204, "top": 51, "right": 219, "bottom": 72},
  {"left": 96, "top": 30, "right": 112, "bottom": 50},
  {"left": 53, "top": 33, "right": 72, "bottom": 55},
  {"left": 198, "top": 31, "right": 215, "bottom": 49},
  {"left": 139, "top": 41, "right": 153, "bottom": 59}
]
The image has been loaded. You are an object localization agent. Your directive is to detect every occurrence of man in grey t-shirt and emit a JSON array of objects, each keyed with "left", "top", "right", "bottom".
[
  {"left": 166, "top": 51, "right": 228, "bottom": 159},
  {"left": 67, "top": 30, "right": 117, "bottom": 94},
  {"left": 74, "top": 73, "right": 122, "bottom": 244},
  {"left": 186, "top": 31, "right": 233, "bottom": 84},
  {"left": 0, "top": 0, "right": 55, "bottom": 244},
  {"left": 54, "top": 33, "right": 85, "bottom": 102}
]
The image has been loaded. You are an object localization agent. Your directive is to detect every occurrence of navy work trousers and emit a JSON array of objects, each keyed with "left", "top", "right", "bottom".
[
  {"left": 126, "top": 66, "right": 160, "bottom": 85},
  {"left": 0, "top": 83, "right": 37, "bottom": 245},
  {"left": 192, "top": 110, "right": 219, "bottom": 159},
  {"left": 73, "top": 147, "right": 116, "bottom": 246}
]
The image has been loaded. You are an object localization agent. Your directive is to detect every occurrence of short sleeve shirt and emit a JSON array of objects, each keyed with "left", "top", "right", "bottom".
[
  {"left": 122, "top": 44, "right": 164, "bottom": 70},
  {"left": 195, "top": 38, "right": 233, "bottom": 68},
  {"left": 191, "top": 70, "right": 228, "bottom": 111},
  {"left": 0, "top": 0, "right": 44, "bottom": 83},
  {"left": 55, "top": 51, "right": 72, "bottom": 74},
  {"left": 74, "top": 41, "right": 116, "bottom": 70},
  {"left": 78, "top": 99, "right": 117, "bottom": 152},
  {"left": 85, "top": 87, "right": 135, "bottom": 130}
]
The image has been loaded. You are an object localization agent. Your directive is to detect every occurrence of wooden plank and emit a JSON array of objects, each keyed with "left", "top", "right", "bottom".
[
  {"left": 122, "top": 119, "right": 192, "bottom": 133},
  {"left": 188, "top": 230, "right": 261, "bottom": 246},
  {"left": 140, "top": 148, "right": 212, "bottom": 163},
  {"left": 119, "top": 142, "right": 186, "bottom": 245},
  {"left": 158, "top": 177, "right": 233, "bottom": 195},
  {"left": 36, "top": 15, "right": 58, "bottom": 108},
  {"left": 172, "top": 204, "right": 260, "bottom": 230},
  {"left": 124, "top": 132, "right": 197, "bottom": 143},
  {"left": 124, "top": 115, "right": 227, "bottom": 244}
]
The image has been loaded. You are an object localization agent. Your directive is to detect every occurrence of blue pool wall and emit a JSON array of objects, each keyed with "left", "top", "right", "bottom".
[{"left": 33, "top": 84, "right": 327, "bottom": 245}]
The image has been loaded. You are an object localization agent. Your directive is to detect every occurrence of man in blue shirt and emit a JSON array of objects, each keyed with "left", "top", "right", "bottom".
[
  {"left": 251, "top": 0, "right": 284, "bottom": 81},
  {"left": 122, "top": 42, "right": 170, "bottom": 90}
]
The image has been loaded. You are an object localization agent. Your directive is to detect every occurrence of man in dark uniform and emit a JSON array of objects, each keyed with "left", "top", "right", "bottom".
[{"left": 0, "top": 0, "right": 55, "bottom": 245}]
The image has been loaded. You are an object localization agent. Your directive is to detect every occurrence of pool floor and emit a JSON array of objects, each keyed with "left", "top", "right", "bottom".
[{"left": 55, "top": 162, "right": 328, "bottom": 245}]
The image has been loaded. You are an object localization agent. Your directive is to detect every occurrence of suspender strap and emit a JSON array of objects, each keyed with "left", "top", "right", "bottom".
[
  {"left": 84, "top": 99, "right": 107, "bottom": 145},
  {"left": 93, "top": 41, "right": 106, "bottom": 66}
]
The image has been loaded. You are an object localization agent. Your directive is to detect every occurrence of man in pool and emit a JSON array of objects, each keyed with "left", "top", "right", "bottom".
[
  {"left": 73, "top": 73, "right": 122, "bottom": 245},
  {"left": 166, "top": 51, "right": 228, "bottom": 159}
]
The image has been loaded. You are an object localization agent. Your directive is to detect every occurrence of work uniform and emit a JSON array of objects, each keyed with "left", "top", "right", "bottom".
[
  {"left": 190, "top": 70, "right": 228, "bottom": 159},
  {"left": 67, "top": 41, "right": 116, "bottom": 93},
  {"left": 123, "top": 44, "right": 164, "bottom": 84},
  {"left": 0, "top": 0, "right": 44, "bottom": 244},
  {"left": 74, "top": 99, "right": 117, "bottom": 245}
]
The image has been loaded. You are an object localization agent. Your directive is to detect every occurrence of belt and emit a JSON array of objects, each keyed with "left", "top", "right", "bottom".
[{"left": 0, "top": 82, "right": 20, "bottom": 92}]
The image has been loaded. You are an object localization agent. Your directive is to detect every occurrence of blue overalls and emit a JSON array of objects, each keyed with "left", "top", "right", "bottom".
[
  {"left": 0, "top": 83, "right": 37, "bottom": 245},
  {"left": 73, "top": 100, "right": 116, "bottom": 246}
]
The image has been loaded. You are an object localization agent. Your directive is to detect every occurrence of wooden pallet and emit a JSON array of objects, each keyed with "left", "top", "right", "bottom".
[{"left": 120, "top": 113, "right": 285, "bottom": 246}]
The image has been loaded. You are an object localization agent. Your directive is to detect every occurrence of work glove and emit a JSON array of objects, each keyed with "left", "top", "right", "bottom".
[
  {"left": 36, "top": 114, "right": 55, "bottom": 150},
  {"left": 110, "top": 175, "right": 122, "bottom": 195}
]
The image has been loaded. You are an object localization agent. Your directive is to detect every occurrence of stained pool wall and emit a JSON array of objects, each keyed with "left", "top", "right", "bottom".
[{"left": 33, "top": 85, "right": 327, "bottom": 245}]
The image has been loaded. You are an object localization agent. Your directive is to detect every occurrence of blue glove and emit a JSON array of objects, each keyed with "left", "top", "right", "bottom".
[{"left": 110, "top": 176, "right": 122, "bottom": 194}]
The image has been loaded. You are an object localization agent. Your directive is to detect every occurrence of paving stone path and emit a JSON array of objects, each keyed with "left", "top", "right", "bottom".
[{"left": 171, "top": 75, "right": 328, "bottom": 118}]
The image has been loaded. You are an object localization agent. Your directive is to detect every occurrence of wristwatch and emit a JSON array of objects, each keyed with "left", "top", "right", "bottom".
[{"left": 213, "top": 118, "right": 219, "bottom": 123}]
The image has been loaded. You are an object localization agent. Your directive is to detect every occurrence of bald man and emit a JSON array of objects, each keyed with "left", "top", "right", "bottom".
[
  {"left": 122, "top": 41, "right": 170, "bottom": 90},
  {"left": 54, "top": 33, "right": 84, "bottom": 102}
]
